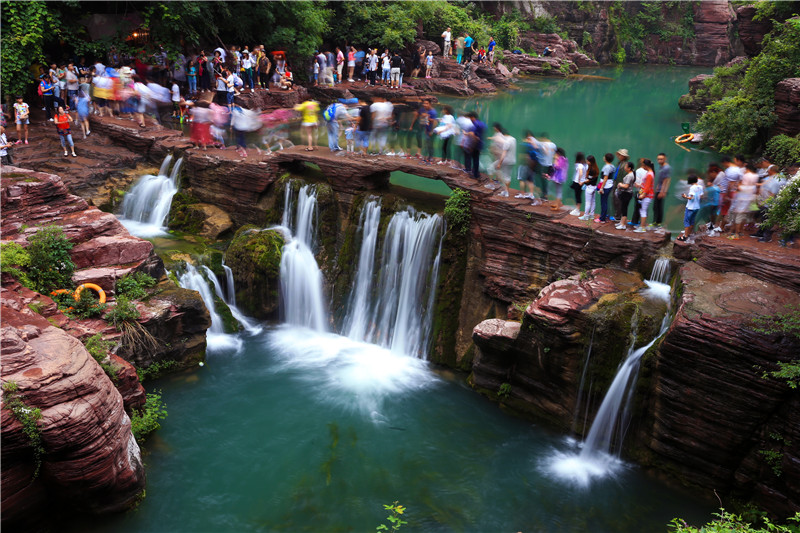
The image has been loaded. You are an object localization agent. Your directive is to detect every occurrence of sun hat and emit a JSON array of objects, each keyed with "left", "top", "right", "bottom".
[{"left": 616, "top": 148, "right": 629, "bottom": 158}]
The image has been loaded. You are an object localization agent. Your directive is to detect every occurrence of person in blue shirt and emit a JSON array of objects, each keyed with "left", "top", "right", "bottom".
[
  {"left": 487, "top": 37, "right": 497, "bottom": 64},
  {"left": 465, "top": 111, "right": 485, "bottom": 181},
  {"left": 40, "top": 75, "right": 56, "bottom": 121},
  {"left": 464, "top": 33, "right": 475, "bottom": 63}
]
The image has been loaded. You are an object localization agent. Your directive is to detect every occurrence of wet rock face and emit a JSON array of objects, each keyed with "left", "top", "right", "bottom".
[
  {"left": 471, "top": 268, "right": 649, "bottom": 429},
  {"left": 692, "top": 0, "right": 736, "bottom": 65},
  {"left": 500, "top": 51, "right": 577, "bottom": 77},
  {"left": 224, "top": 228, "right": 284, "bottom": 320},
  {"left": 736, "top": 5, "right": 774, "bottom": 56},
  {"left": 1, "top": 321, "right": 145, "bottom": 530},
  {"left": 773, "top": 78, "right": 800, "bottom": 138},
  {"left": 646, "top": 263, "right": 800, "bottom": 519}
]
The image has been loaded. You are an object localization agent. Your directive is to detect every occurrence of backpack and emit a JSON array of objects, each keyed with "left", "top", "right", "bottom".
[
  {"left": 38, "top": 83, "right": 43, "bottom": 97},
  {"left": 323, "top": 103, "right": 339, "bottom": 122},
  {"left": 233, "top": 74, "right": 244, "bottom": 88}
]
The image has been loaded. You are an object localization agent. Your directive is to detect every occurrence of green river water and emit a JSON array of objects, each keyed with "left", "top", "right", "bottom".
[
  {"left": 74, "top": 66, "right": 719, "bottom": 532},
  {"left": 391, "top": 65, "right": 717, "bottom": 233}
]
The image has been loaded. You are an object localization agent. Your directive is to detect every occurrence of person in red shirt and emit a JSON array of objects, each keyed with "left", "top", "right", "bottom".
[{"left": 54, "top": 106, "right": 76, "bottom": 157}]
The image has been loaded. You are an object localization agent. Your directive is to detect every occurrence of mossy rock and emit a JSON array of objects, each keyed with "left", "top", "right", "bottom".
[
  {"left": 213, "top": 295, "right": 242, "bottom": 334},
  {"left": 168, "top": 192, "right": 203, "bottom": 234},
  {"left": 225, "top": 226, "right": 284, "bottom": 319}
]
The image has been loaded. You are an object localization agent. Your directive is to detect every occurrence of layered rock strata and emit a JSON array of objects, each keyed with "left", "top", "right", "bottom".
[{"left": 773, "top": 78, "right": 800, "bottom": 138}]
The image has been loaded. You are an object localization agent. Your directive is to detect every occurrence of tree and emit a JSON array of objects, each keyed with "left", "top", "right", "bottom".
[{"left": 0, "top": 1, "right": 58, "bottom": 99}]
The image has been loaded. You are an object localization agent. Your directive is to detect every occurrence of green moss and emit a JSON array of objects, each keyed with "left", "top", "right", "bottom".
[
  {"left": 225, "top": 227, "right": 285, "bottom": 318},
  {"left": 167, "top": 192, "right": 204, "bottom": 235},
  {"left": 214, "top": 295, "right": 242, "bottom": 334},
  {"left": 430, "top": 220, "right": 469, "bottom": 369}
]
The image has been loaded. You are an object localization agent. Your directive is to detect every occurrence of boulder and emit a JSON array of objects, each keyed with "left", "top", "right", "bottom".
[
  {"left": 500, "top": 51, "right": 577, "bottom": 77},
  {"left": 736, "top": 5, "right": 774, "bottom": 57},
  {"left": 233, "top": 86, "right": 309, "bottom": 111},
  {"left": 1, "top": 320, "right": 145, "bottom": 530},
  {"left": 413, "top": 39, "right": 441, "bottom": 57},
  {"left": 773, "top": 78, "right": 800, "bottom": 137},
  {"left": 693, "top": 0, "right": 736, "bottom": 65},
  {"left": 678, "top": 74, "right": 714, "bottom": 112},
  {"left": 224, "top": 227, "right": 284, "bottom": 319}
]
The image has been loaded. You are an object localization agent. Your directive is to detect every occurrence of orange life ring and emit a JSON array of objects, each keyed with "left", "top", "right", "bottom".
[
  {"left": 51, "top": 289, "right": 73, "bottom": 297},
  {"left": 675, "top": 133, "right": 694, "bottom": 144},
  {"left": 74, "top": 283, "right": 107, "bottom": 304}
]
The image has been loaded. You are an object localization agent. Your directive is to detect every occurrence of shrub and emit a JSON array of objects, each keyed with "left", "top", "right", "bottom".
[
  {"left": 130, "top": 391, "right": 168, "bottom": 444},
  {"left": 69, "top": 288, "right": 107, "bottom": 319},
  {"left": 26, "top": 226, "right": 74, "bottom": 294},
  {"left": 765, "top": 134, "right": 800, "bottom": 168},
  {"left": 444, "top": 188, "right": 471, "bottom": 236},
  {"left": 669, "top": 509, "right": 800, "bottom": 532},
  {"left": 84, "top": 334, "right": 118, "bottom": 381},
  {"left": 136, "top": 360, "right": 179, "bottom": 382},
  {"left": 104, "top": 297, "right": 141, "bottom": 329},
  {"left": 115, "top": 272, "right": 158, "bottom": 301},
  {"left": 2, "top": 381, "right": 45, "bottom": 478},
  {"left": 761, "top": 172, "right": 800, "bottom": 239},
  {"left": 0, "top": 242, "right": 33, "bottom": 288}
]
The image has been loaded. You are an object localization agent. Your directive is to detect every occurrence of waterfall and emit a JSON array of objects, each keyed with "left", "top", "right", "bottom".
[
  {"left": 572, "top": 328, "right": 595, "bottom": 435},
  {"left": 119, "top": 155, "right": 183, "bottom": 238},
  {"left": 279, "top": 184, "right": 328, "bottom": 331},
  {"left": 343, "top": 199, "right": 382, "bottom": 342},
  {"left": 343, "top": 206, "right": 444, "bottom": 359},
  {"left": 200, "top": 265, "right": 263, "bottom": 335},
  {"left": 222, "top": 264, "right": 236, "bottom": 306},
  {"left": 546, "top": 261, "right": 673, "bottom": 484},
  {"left": 178, "top": 264, "right": 242, "bottom": 352}
]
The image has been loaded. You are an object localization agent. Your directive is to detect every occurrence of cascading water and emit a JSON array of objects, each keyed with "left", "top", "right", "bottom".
[
  {"left": 200, "top": 265, "right": 263, "bottom": 335},
  {"left": 547, "top": 258, "right": 673, "bottom": 485},
  {"left": 119, "top": 155, "right": 183, "bottom": 238},
  {"left": 222, "top": 264, "right": 236, "bottom": 306},
  {"left": 279, "top": 184, "right": 328, "bottom": 332},
  {"left": 343, "top": 198, "right": 382, "bottom": 342},
  {"left": 178, "top": 264, "right": 242, "bottom": 352}
]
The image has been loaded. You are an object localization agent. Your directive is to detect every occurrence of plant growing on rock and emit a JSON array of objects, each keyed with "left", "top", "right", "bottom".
[
  {"left": 67, "top": 289, "right": 107, "bottom": 319},
  {"left": 0, "top": 242, "right": 33, "bottom": 288},
  {"left": 84, "top": 334, "right": 118, "bottom": 382},
  {"left": 444, "top": 189, "right": 471, "bottom": 236},
  {"left": 115, "top": 272, "right": 158, "bottom": 301},
  {"left": 2, "top": 381, "right": 45, "bottom": 478},
  {"left": 669, "top": 509, "right": 800, "bottom": 532},
  {"left": 130, "top": 391, "right": 168, "bottom": 444},
  {"left": 376, "top": 501, "right": 407, "bottom": 532},
  {"left": 26, "top": 225, "right": 74, "bottom": 294}
]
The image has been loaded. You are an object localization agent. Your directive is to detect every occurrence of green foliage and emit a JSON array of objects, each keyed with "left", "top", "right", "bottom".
[
  {"left": 130, "top": 391, "right": 168, "bottom": 444},
  {"left": 766, "top": 135, "right": 800, "bottom": 168},
  {"left": 697, "top": 18, "right": 800, "bottom": 155},
  {"left": 582, "top": 31, "right": 593, "bottom": 47},
  {"left": 762, "top": 176, "right": 800, "bottom": 240},
  {"left": 167, "top": 192, "right": 204, "bottom": 234},
  {"left": 444, "top": 189, "right": 472, "bottom": 236},
  {"left": 68, "top": 288, "right": 107, "bottom": 319},
  {"left": 753, "top": 0, "right": 800, "bottom": 23},
  {"left": 529, "top": 15, "right": 561, "bottom": 35},
  {"left": 0, "top": 1, "right": 59, "bottom": 98},
  {"left": 84, "top": 334, "right": 118, "bottom": 382},
  {"left": 228, "top": 228, "right": 284, "bottom": 279},
  {"left": 0, "top": 241, "right": 33, "bottom": 288},
  {"left": 607, "top": 0, "right": 695, "bottom": 63},
  {"left": 26, "top": 226, "right": 74, "bottom": 295},
  {"left": 376, "top": 502, "right": 407, "bottom": 532},
  {"left": 27, "top": 301, "right": 45, "bottom": 315},
  {"left": 498, "top": 382, "right": 512, "bottom": 399},
  {"left": 758, "top": 449, "right": 784, "bottom": 477},
  {"left": 116, "top": 272, "right": 158, "bottom": 301},
  {"left": 2, "top": 381, "right": 45, "bottom": 478},
  {"left": 669, "top": 509, "right": 800, "bottom": 532},
  {"left": 104, "top": 297, "right": 141, "bottom": 329},
  {"left": 136, "top": 360, "right": 179, "bottom": 382}
]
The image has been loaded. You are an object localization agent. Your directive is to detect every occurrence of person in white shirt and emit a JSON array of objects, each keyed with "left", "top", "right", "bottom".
[
  {"left": 170, "top": 82, "right": 180, "bottom": 118},
  {"left": 434, "top": 105, "right": 457, "bottom": 166},
  {"left": 490, "top": 123, "right": 515, "bottom": 197},
  {"left": 678, "top": 174, "right": 704, "bottom": 241},
  {"left": 442, "top": 28, "right": 452, "bottom": 57},
  {"left": 370, "top": 97, "right": 394, "bottom": 154}
]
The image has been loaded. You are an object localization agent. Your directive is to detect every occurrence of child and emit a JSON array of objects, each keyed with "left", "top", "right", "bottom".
[
  {"left": 678, "top": 175, "right": 703, "bottom": 241},
  {"left": 76, "top": 91, "right": 91, "bottom": 138},
  {"left": 345, "top": 125, "right": 355, "bottom": 152},
  {"left": 0, "top": 126, "right": 12, "bottom": 165},
  {"left": 425, "top": 52, "right": 433, "bottom": 79},
  {"left": 700, "top": 175, "right": 720, "bottom": 232},
  {"left": 13, "top": 96, "right": 29, "bottom": 144}
]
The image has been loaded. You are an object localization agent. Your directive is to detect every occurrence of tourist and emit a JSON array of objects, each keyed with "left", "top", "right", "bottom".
[
  {"left": 241, "top": 51, "right": 254, "bottom": 91},
  {"left": 550, "top": 147, "right": 567, "bottom": 210},
  {"left": 325, "top": 49, "right": 336, "bottom": 86},
  {"left": 434, "top": 105, "right": 457, "bottom": 166},
  {"left": 347, "top": 47, "right": 356, "bottom": 82},
  {"left": 631, "top": 158, "right": 647, "bottom": 227},
  {"left": 653, "top": 153, "right": 671, "bottom": 229},
  {"left": 615, "top": 162, "right": 636, "bottom": 230},
  {"left": 718, "top": 155, "right": 744, "bottom": 231},
  {"left": 381, "top": 50, "right": 392, "bottom": 86},
  {"left": 568, "top": 152, "right": 587, "bottom": 214},
  {"left": 390, "top": 52, "right": 403, "bottom": 89},
  {"left": 229, "top": 106, "right": 248, "bottom": 158},
  {"left": 190, "top": 105, "right": 212, "bottom": 151},
  {"left": 187, "top": 59, "right": 197, "bottom": 96},
  {"left": 597, "top": 152, "right": 615, "bottom": 222},
  {"left": 323, "top": 100, "right": 348, "bottom": 152},
  {"left": 258, "top": 49, "right": 271, "bottom": 90},
  {"left": 170, "top": 80, "right": 181, "bottom": 118},
  {"left": 0, "top": 126, "right": 12, "bottom": 165},
  {"left": 40, "top": 74, "right": 56, "bottom": 121},
  {"left": 76, "top": 90, "right": 91, "bottom": 138},
  {"left": 634, "top": 159, "right": 655, "bottom": 233},
  {"left": 368, "top": 49, "right": 379, "bottom": 86},
  {"left": 215, "top": 67, "right": 228, "bottom": 106},
  {"left": 408, "top": 100, "right": 434, "bottom": 160},
  {"left": 466, "top": 112, "right": 485, "bottom": 181},
  {"left": 755, "top": 165, "right": 787, "bottom": 242},
  {"left": 456, "top": 112, "right": 474, "bottom": 171},
  {"left": 543, "top": 46, "right": 553, "bottom": 57},
  {"left": 411, "top": 47, "right": 422, "bottom": 78},
  {"left": 335, "top": 47, "right": 345, "bottom": 84},
  {"left": 700, "top": 170, "right": 721, "bottom": 232},
  {"left": 197, "top": 51, "right": 209, "bottom": 93},
  {"left": 371, "top": 96, "right": 394, "bottom": 154},
  {"left": 425, "top": 51, "right": 434, "bottom": 79},
  {"left": 613, "top": 148, "right": 630, "bottom": 221},
  {"left": 677, "top": 174, "right": 703, "bottom": 242},
  {"left": 516, "top": 142, "right": 537, "bottom": 200},
  {"left": 225, "top": 68, "right": 237, "bottom": 109},
  {"left": 490, "top": 123, "right": 514, "bottom": 197},
  {"left": 464, "top": 32, "right": 474, "bottom": 63},
  {"left": 455, "top": 34, "right": 465, "bottom": 64},
  {"left": 54, "top": 107, "right": 77, "bottom": 157},
  {"left": 294, "top": 99, "right": 319, "bottom": 151},
  {"left": 13, "top": 96, "right": 29, "bottom": 144},
  {"left": 314, "top": 50, "right": 325, "bottom": 86},
  {"left": 66, "top": 63, "right": 80, "bottom": 109},
  {"left": 357, "top": 99, "right": 372, "bottom": 156},
  {"left": 524, "top": 132, "right": 556, "bottom": 201},
  {"left": 442, "top": 28, "right": 452, "bottom": 57},
  {"left": 280, "top": 68, "right": 293, "bottom": 90},
  {"left": 728, "top": 161, "right": 759, "bottom": 240},
  {"left": 488, "top": 36, "right": 497, "bottom": 64},
  {"left": 579, "top": 155, "right": 599, "bottom": 220},
  {"left": 461, "top": 59, "right": 473, "bottom": 90}
]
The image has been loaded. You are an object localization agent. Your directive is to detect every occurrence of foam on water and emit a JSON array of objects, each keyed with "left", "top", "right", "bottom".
[{"left": 268, "top": 325, "right": 438, "bottom": 417}]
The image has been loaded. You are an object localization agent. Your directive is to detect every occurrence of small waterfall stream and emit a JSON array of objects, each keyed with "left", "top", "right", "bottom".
[
  {"left": 547, "top": 258, "right": 673, "bottom": 485},
  {"left": 343, "top": 198, "right": 382, "bottom": 342},
  {"left": 178, "top": 264, "right": 243, "bottom": 352},
  {"left": 200, "top": 265, "right": 263, "bottom": 335},
  {"left": 119, "top": 155, "right": 183, "bottom": 238}
]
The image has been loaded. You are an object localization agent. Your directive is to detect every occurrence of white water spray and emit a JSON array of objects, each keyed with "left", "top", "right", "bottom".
[
  {"left": 178, "top": 264, "right": 242, "bottom": 352},
  {"left": 200, "top": 265, "right": 263, "bottom": 335}
]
